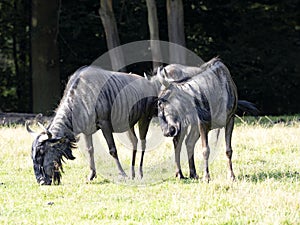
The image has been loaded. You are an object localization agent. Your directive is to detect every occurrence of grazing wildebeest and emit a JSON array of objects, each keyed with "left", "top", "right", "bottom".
[
  {"left": 157, "top": 57, "right": 258, "bottom": 182},
  {"left": 26, "top": 66, "right": 161, "bottom": 185}
]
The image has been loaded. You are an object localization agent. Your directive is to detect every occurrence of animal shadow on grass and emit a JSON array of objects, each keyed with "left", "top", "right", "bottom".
[
  {"left": 238, "top": 170, "right": 299, "bottom": 183},
  {"left": 88, "top": 178, "right": 111, "bottom": 185}
]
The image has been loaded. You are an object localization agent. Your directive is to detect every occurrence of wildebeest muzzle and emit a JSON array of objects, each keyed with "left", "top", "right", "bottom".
[{"left": 33, "top": 162, "right": 52, "bottom": 185}]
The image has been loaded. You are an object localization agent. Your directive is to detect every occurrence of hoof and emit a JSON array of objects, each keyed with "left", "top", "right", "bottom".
[
  {"left": 229, "top": 173, "right": 236, "bottom": 182},
  {"left": 118, "top": 172, "right": 128, "bottom": 182},
  {"left": 87, "top": 170, "right": 97, "bottom": 181},
  {"left": 176, "top": 171, "right": 186, "bottom": 179},
  {"left": 203, "top": 173, "right": 211, "bottom": 183},
  {"left": 131, "top": 167, "right": 135, "bottom": 180},
  {"left": 109, "top": 149, "right": 117, "bottom": 158},
  {"left": 139, "top": 167, "right": 143, "bottom": 179},
  {"left": 190, "top": 173, "right": 199, "bottom": 180},
  {"left": 119, "top": 171, "right": 128, "bottom": 178}
]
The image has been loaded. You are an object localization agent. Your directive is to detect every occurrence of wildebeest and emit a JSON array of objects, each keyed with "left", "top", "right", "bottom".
[
  {"left": 157, "top": 57, "right": 258, "bottom": 181},
  {"left": 26, "top": 66, "right": 161, "bottom": 185}
]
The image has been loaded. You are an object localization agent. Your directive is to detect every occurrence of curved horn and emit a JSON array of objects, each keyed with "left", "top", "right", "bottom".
[
  {"left": 34, "top": 113, "right": 43, "bottom": 121},
  {"left": 38, "top": 122, "right": 52, "bottom": 139},
  {"left": 157, "top": 67, "right": 170, "bottom": 88},
  {"left": 143, "top": 72, "right": 148, "bottom": 80},
  {"left": 25, "top": 121, "right": 38, "bottom": 139}
]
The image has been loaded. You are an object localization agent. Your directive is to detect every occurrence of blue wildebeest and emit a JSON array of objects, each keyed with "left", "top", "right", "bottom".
[
  {"left": 26, "top": 66, "right": 161, "bottom": 185},
  {"left": 156, "top": 57, "right": 258, "bottom": 182}
]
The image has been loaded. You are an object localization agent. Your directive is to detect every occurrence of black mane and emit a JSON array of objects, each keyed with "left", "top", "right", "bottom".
[{"left": 172, "top": 77, "right": 191, "bottom": 84}]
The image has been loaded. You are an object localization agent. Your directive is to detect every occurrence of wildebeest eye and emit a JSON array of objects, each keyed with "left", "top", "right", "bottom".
[
  {"left": 158, "top": 101, "right": 163, "bottom": 109},
  {"left": 157, "top": 99, "right": 165, "bottom": 109}
]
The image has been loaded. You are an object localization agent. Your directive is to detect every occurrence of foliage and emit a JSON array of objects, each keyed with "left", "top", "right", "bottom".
[
  {"left": 58, "top": 0, "right": 106, "bottom": 81},
  {"left": 1, "top": 117, "right": 300, "bottom": 224},
  {"left": 0, "top": 0, "right": 299, "bottom": 114},
  {"left": 0, "top": 0, "right": 31, "bottom": 112},
  {"left": 185, "top": 0, "right": 300, "bottom": 114}
]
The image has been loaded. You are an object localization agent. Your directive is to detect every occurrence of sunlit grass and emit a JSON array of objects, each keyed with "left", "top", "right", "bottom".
[{"left": 0, "top": 117, "right": 300, "bottom": 224}]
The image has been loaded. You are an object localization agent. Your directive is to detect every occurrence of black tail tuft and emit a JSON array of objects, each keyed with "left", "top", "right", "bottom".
[{"left": 237, "top": 100, "right": 259, "bottom": 116}]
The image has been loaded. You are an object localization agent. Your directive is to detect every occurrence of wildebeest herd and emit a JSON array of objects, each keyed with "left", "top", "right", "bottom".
[{"left": 26, "top": 57, "right": 258, "bottom": 185}]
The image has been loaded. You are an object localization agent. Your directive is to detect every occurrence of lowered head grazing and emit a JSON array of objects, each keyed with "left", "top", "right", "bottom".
[{"left": 26, "top": 121, "right": 76, "bottom": 185}]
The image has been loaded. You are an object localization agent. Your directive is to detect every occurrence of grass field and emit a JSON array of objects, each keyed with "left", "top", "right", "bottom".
[{"left": 0, "top": 116, "right": 300, "bottom": 224}]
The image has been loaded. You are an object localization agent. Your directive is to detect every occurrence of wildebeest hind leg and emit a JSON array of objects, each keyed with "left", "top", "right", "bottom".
[
  {"left": 225, "top": 116, "right": 236, "bottom": 181},
  {"left": 127, "top": 127, "right": 138, "bottom": 179},
  {"left": 83, "top": 134, "right": 97, "bottom": 181},
  {"left": 199, "top": 123, "right": 210, "bottom": 182},
  {"left": 101, "top": 122, "right": 127, "bottom": 178}
]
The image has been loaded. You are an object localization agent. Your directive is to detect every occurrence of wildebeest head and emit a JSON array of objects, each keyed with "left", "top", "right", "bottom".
[
  {"left": 157, "top": 68, "right": 196, "bottom": 137},
  {"left": 157, "top": 94, "right": 180, "bottom": 137},
  {"left": 157, "top": 67, "right": 211, "bottom": 137},
  {"left": 26, "top": 122, "right": 76, "bottom": 185}
]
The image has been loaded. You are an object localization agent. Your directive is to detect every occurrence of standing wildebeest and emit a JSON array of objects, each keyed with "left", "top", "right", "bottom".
[
  {"left": 157, "top": 57, "right": 257, "bottom": 181},
  {"left": 26, "top": 66, "right": 161, "bottom": 185},
  {"left": 152, "top": 59, "right": 258, "bottom": 180}
]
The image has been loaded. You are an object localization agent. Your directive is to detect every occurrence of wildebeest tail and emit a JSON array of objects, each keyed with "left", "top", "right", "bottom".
[{"left": 237, "top": 100, "right": 259, "bottom": 116}]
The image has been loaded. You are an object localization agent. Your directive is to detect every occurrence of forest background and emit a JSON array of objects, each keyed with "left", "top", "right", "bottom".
[{"left": 0, "top": 0, "right": 299, "bottom": 115}]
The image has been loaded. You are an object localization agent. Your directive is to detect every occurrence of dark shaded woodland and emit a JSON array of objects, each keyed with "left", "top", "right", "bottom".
[{"left": 0, "top": 0, "right": 299, "bottom": 115}]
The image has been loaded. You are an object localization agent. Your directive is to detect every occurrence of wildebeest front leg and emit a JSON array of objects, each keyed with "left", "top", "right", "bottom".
[
  {"left": 185, "top": 125, "right": 200, "bottom": 179},
  {"left": 138, "top": 116, "right": 151, "bottom": 179},
  {"left": 83, "top": 134, "right": 97, "bottom": 181},
  {"left": 173, "top": 130, "right": 186, "bottom": 179},
  {"left": 225, "top": 116, "right": 236, "bottom": 181},
  {"left": 127, "top": 127, "right": 138, "bottom": 179},
  {"left": 199, "top": 123, "right": 210, "bottom": 182},
  {"left": 101, "top": 121, "right": 127, "bottom": 177}
]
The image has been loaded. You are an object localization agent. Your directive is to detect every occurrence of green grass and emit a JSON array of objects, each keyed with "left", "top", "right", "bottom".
[{"left": 1, "top": 117, "right": 300, "bottom": 224}]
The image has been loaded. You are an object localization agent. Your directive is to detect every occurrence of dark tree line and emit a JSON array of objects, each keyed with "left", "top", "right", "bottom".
[
  {"left": 0, "top": 0, "right": 31, "bottom": 112},
  {"left": 0, "top": 0, "right": 299, "bottom": 115}
]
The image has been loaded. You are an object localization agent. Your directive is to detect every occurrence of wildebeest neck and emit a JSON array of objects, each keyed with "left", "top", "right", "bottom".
[{"left": 49, "top": 109, "right": 74, "bottom": 139}]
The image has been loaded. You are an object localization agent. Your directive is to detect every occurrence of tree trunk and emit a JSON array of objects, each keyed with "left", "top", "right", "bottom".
[
  {"left": 166, "top": 0, "right": 186, "bottom": 64},
  {"left": 31, "top": 0, "right": 61, "bottom": 114},
  {"left": 99, "top": 0, "right": 126, "bottom": 72},
  {"left": 146, "top": 0, "right": 162, "bottom": 70}
]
